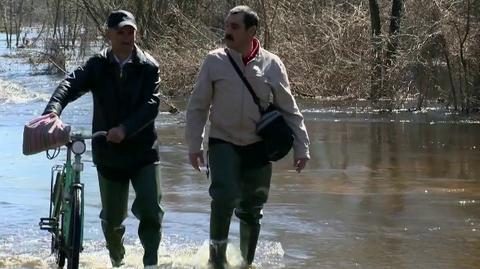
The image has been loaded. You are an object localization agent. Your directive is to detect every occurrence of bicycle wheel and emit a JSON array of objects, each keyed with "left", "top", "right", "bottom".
[
  {"left": 52, "top": 172, "right": 64, "bottom": 224},
  {"left": 55, "top": 235, "right": 66, "bottom": 268},
  {"left": 67, "top": 187, "right": 82, "bottom": 269},
  {"left": 52, "top": 172, "right": 66, "bottom": 268}
]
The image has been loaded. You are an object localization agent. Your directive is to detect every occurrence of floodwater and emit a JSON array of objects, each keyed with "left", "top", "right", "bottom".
[{"left": 0, "top": 34, "right": 479, "bottom": 269}]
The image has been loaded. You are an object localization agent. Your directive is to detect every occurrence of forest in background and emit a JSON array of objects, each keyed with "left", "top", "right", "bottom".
[{"left": 1, "top": 0, "right": 479, "bottom": 111}]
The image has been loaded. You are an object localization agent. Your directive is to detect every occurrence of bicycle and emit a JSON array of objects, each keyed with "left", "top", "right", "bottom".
[{"left": 39, "top": 131, "right": 107, "bottom": 269}]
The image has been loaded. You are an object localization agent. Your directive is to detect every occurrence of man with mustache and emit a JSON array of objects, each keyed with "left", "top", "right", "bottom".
[
  {"left": 42, "top": 10, "right": 163, "bottom": 268},
  {"left": 185, "top": 5, "right": 310, "bottom": 269}
]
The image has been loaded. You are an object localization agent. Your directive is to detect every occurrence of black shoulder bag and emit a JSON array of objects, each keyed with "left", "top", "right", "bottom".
[{"left": 226, "top": 49, "right": 294, "bottom": 161}]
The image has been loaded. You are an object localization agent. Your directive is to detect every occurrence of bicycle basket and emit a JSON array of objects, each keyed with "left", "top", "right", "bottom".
[{"left": 22, "top": 113, "right": 71, "bottom": 155}]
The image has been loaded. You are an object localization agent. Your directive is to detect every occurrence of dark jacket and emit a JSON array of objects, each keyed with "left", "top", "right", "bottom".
[{"left": 43, "top": 46, "right": 161, "bottom": 171}]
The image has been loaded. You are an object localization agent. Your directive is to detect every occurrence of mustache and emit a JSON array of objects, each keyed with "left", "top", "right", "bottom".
[{"left": 224, "top": 34, "right": 234, "bottom": 41}]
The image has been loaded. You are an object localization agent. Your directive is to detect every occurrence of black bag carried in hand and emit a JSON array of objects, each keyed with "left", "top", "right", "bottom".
[{"left": 226, "top": 49, "right": 294, "bottom": 161}]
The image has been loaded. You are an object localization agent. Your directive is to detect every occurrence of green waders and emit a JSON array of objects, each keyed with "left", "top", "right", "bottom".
[
  {"left": 97, "top": 163, "right": 164, "bottom": 267},
  {"left": 208, "top": 138, "right": 272, "bottom": 268}
]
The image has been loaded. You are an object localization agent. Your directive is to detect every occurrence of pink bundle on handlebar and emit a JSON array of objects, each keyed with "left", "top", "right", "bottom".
[{"left": 22, "top": 113, "right": 71, "bottom": 155}]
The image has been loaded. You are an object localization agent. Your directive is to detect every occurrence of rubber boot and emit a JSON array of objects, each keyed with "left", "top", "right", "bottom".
[
  {"left": 208, "top": 200, "right": 233, "bottom": 269},
  {"left": 137, "top": 218, "right": 161, "bottom": 266},
  {"left": 208, "top": 240, "right": 228, "bottom": 269},
  {"left": 240, "top": 220, "right": 261, "bottom": 266},
  {"left": 101, "top": 221, "right": 126, "bottom": 267}
]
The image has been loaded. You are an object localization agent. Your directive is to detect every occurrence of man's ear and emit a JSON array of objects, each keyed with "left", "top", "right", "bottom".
[
  {"left": 105, "top": 29, "right": 112, "bottom": 40},
  {"left": 248, "top": 25, "right": 257, "bottom": 37}
]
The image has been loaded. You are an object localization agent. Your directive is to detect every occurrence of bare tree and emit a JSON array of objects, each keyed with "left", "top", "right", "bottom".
[
  {"left": 2, "top": 0, "right": 480, "bottom": 112},
  {"left": 368, "top": 0, "right": 383, "bottom": 100},
  {"left": 385, "top": 0, "right": 403, "bottom": 67},
  {"left": 14, "top": 0, "right": 24, "bottom": 47},
  {"left": 458, "top": 0, "right": 471, "bottom": 111}
]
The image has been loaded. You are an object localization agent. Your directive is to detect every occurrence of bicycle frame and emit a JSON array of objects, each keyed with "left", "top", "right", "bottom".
[
  {"left": 64, "top": 141, "right": 84, "bottom": 251},
  {"left": 40, "top": 131, "right": 106, "bottom": 269}
]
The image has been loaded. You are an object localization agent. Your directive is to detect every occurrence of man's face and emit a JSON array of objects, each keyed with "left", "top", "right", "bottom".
[
  {"left": 224, "top": 13, "right": 255, "bottom": 51},
  {"left": 107, "top": 25, "right": 136, "bottom": 54}
]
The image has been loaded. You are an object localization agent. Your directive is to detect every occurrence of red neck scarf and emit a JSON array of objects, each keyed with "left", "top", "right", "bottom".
[{"left": 242, "top": 38, "right": 260, "bottom": 65}]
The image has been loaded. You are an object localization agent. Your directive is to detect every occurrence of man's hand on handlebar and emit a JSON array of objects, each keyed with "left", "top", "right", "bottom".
[{"left": 106, "top": 125, "right": 126, "bottom": 143}]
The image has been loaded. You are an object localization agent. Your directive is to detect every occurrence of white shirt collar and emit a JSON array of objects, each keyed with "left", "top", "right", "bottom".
[{"left": 113, "top": 53, "right": 133, "bottom": 69}]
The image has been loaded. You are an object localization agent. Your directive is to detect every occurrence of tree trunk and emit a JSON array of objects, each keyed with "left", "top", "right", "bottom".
[
  {"left": 71, "top": 2, "right": 80, "bottom": 49},
  {"left": 368, "top": 0, "right": 383, "bottom": 101},
  {"left": 15, "top": 0, "right": 25, "bottom": 48},
  {"left": 62, "top": 0, "right": 67, "bottom": 49},
  {"left": 385, "top": 0, "right": 403, "bottom": 67},
  {"left": 52, "top": 0, "right": 61, "bottom": 39},
  {"left": 8, "top": 0, "right": 14, "bottom": 48},
  {"left": 1, "top": 3, "right": 11, "bottom": 48},
  {"left": 136, "top": 0, "right": 145, "bottom": 36},
  {"left": 459, "top": 0, "right": 471, "bottom": 112},
  {"left": 258, "top": 0, "right": 271, "bottom": 49},
  {"left": 442, "top": 41, "right": 458, "bottom": 111},
  {"left": 29, "top": 0, "right": 33, "bottom": 27}
]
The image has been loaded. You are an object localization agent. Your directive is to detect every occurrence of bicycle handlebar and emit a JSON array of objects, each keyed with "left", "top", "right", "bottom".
[
  {"left": 70, "top": 131, "right": 107, "bottom": 141},
  {"left": 46, "top": 131, "right": 107, "bottom": 159}
]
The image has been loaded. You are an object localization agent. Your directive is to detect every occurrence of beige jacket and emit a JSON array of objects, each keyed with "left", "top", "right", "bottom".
[{"left": 185, "top": 47, "right": 310, "bottom": 159}]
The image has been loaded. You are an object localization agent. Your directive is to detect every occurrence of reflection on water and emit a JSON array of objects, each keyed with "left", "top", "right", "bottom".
[
  {"left": 265, "top": 114, "right": 480, "bottom": 269},
  {"left": 1, "top": 93, "right": 480, "bottom": 268},
  {"left": 154, "top": 110, "right": 480, "bottom": 269}
]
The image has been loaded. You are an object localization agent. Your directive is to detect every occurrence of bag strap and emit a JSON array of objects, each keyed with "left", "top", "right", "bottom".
[{"left": 225, "top": 48, "right": 264, "bottom": 114}]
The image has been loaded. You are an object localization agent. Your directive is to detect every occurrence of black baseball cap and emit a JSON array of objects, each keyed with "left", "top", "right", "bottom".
[{"left": 107, "top": 10, "right": 137, "bottom": 30}]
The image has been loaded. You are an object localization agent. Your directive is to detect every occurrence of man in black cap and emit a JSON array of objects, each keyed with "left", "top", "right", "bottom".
[{"left": 42, "top": 10, "right": 163, "bottom": 268}]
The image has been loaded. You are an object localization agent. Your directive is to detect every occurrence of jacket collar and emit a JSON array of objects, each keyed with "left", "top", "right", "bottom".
[
  {"left": 243, "top": 38, "right": 260, "bottom": 65},
  {"left": 225, "top": 44, "right": 264, "bottom": 67},
  {"left": 102, "top": 44, "right": 149, "bottom": 65}
]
